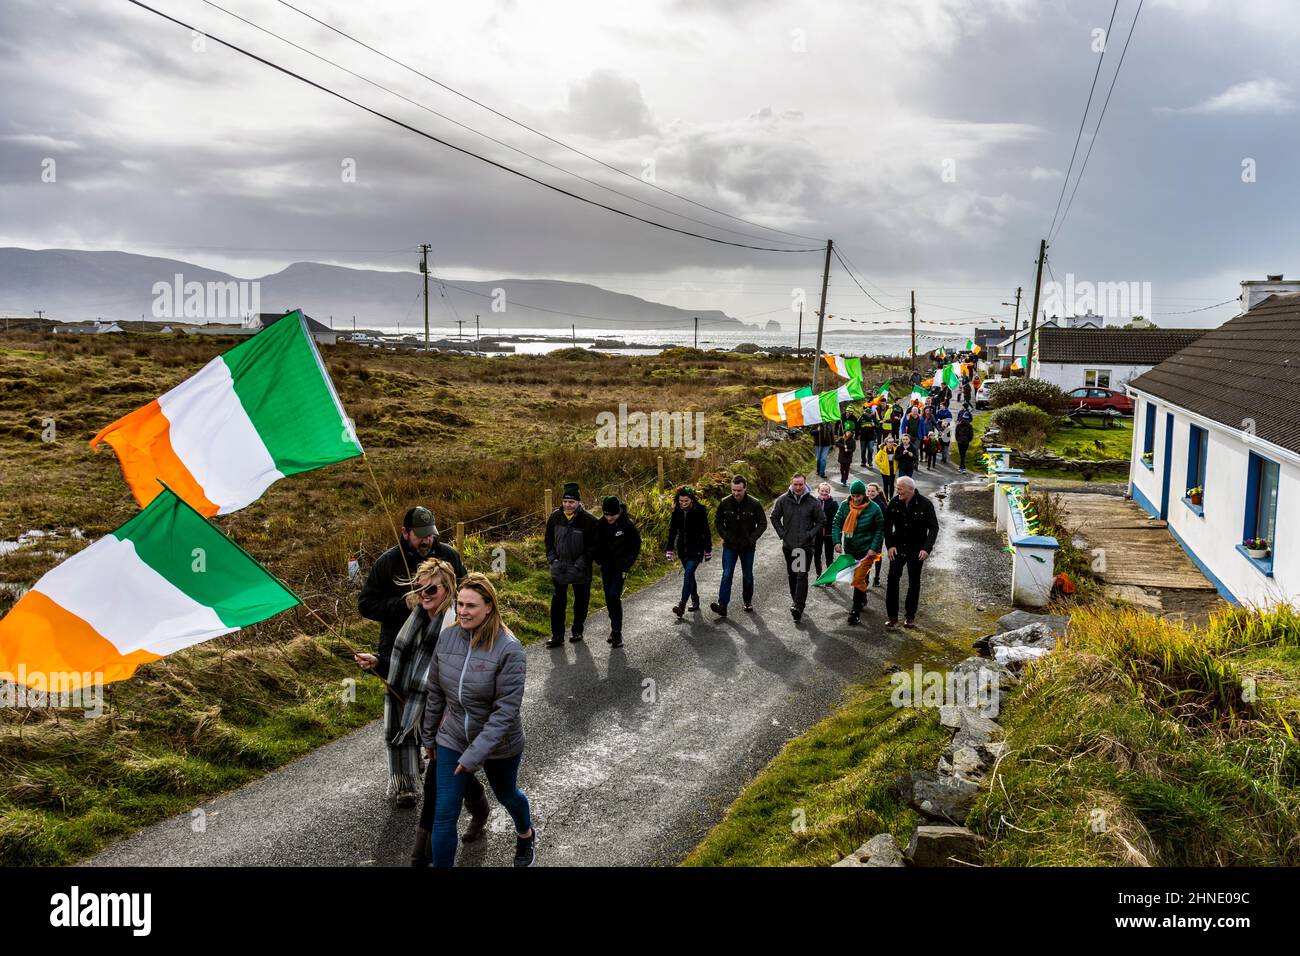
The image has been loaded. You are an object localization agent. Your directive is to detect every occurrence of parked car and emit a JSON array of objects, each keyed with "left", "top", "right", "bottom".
[
  {"left": 975, "top": 377, "right": 1004, "bottom": 409},
  {"left": 1065, "top": 386, "right": 1134, "bottom": 414}
]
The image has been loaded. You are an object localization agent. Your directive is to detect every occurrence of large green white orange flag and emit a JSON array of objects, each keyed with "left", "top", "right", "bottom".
[
  {"left": 823, "top": 355, "right": 862, "bottom": 380},
  {"left": 761, "top": 385, "right": 813, "bottom": 422},
  {"left": 837, "top": 379, "right": 866, "bottom": 403},
  {"left": 0, "top": 487, "right": 300, "bottom": 690},
  {"left": 91, "top": 311, "right": 363, "bottom": 517},
  {"left": 785, "top": 389, "right": 842, "bottom": 427},
  {"left": 940, "top": 363, "right": 961, "bottom": 389}
]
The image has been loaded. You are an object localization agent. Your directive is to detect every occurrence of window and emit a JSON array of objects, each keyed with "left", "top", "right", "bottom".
[
  {"left": 1241, "top": 452, "right": 1280, "bottom": 573},
  {"left": 1085, "top": 369, "right": 1112, "bottom": 388},
  {"left": 1141, "top": 401, "right": 1157, "bottom": 468},
  {"left": 1069, "top": 387, "right": 1089, "bottom": 399},
  {"left": 1184, "top": 424, "right": 1207, "bottom": 513}
]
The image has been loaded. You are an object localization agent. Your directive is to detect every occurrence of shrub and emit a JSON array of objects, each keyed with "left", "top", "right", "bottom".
[
  {"left": 988, "top": 402, "right": 1056, "bottom": 450},
  {"left": 988, "top": 377, "right": 1068, "bottom": 415}
]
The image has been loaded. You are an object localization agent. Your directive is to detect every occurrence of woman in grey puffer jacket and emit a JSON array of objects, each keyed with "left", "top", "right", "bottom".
[{"left": 422, "top": 572, "right": 535, "bottom": 867}]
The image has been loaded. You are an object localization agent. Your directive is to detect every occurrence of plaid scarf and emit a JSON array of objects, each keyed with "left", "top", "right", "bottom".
[{"left": 382, "top": 605, "right": 451, "bottom": 796}]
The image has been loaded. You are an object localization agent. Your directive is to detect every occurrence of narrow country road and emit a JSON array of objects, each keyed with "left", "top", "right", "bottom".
[{"left": 88, "top": 451, "right": 1009, "bottom": 867}]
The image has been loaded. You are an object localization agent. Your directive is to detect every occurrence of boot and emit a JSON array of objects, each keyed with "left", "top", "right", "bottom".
[{"left": 410, "top": 827, "right": 431, "bottom": 867}]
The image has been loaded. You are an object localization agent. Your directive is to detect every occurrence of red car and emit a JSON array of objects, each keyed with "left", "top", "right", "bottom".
[{"left": 1065, "top": 386, "right": 1134, "bottom": 414}]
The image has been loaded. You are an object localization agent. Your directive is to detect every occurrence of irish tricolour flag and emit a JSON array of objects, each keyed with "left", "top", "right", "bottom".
[
  {"left": 91, "top": 311, "right": 362, "bottom": 517},
  {"left": 815, "top": 552, "right": 870, "bottom": 586},
  {"left": 761, "top": 385, "right": 813, "bottom": 423},
  {"left": 823, "top": 355, "right": 862, "bottom": 380},
  {"left": 784, "top": 390, "right": 842, "bottom": 426},
  {"left": 0, "top": 487, "right": 300, "bottom": 689},
  {"left": 938, "top": 362, "right": 961, "bottom": 389}
]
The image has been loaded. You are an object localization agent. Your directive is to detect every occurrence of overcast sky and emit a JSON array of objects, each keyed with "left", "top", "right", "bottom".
[{"left": 3, "top": 0, "right": 1299, "bottom": 332}]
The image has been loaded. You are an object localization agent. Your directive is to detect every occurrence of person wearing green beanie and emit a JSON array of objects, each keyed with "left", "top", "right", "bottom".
[{"left": 832, "top": 478, "right": 885, "bottom": 626}]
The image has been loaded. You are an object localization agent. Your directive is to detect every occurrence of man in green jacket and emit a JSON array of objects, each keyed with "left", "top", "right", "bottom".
[{"left": 832, "top": 479, "right": 885, "bottom": 626}]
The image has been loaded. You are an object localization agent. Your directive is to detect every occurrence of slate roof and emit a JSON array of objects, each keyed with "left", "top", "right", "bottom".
[
  {"left": 258, "top": 311, "right": 333, "bottom": 336},
  {"left": 1128, "top": 294, "right": 1300, "bottom": 456},
  {"left": 1037, "top": 327, "right": 1205, "bottom": 365}
]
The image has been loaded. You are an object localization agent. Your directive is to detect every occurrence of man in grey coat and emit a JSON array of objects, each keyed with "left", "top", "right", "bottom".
[{"left": 769, "top": 472, "right": 824, "bottom": 622}]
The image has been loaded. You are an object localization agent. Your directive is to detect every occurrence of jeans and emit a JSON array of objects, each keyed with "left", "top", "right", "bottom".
[
  {"left": 860, "top": 437, "right": 872, "bottom": 465},
  {"left": 815, "top": 445, "right": 830, "bottom": 476},
  {"left": 679, "top": 556, "right": 701, "bottom": 606},
  {"left": 420, "top": 756, "right": 488, "bottom": 831},
  {"left": 782, "top": 544, "right": 810, "bottom": 609},
  {"left": 431, "top": 745, "right": 532, "bottom": 868},
  {"left": 550, "top": 578, "right": 591, "bottom": 637},
  {"left": 600, "top": 564, "right": 625, "bottom": 635},
  {"left": 886, "top": 552, "right": 926, "bottom": 622},
  {"left": 718, "top": 545, "right": 755, "bottom": 607},
  {"left": 939, "top": 441, "right": 949, "bottom": 463}
]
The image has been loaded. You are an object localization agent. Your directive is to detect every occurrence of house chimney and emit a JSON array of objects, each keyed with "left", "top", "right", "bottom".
[{"left": 1241, "top": 274, "right": 1300, "bottom": 311}]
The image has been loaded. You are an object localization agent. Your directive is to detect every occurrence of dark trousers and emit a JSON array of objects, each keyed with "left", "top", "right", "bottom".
[
  {"left": 419, "top": 755, "right": 488, "bottom": 831},
  {"left": 958, "top": 442, "right": 970, "bottom": 470},
  {"left": 860, "top": 435, "right": 874, "bottom": 465},
  {"left": 679, "top": 556, "right": 701, "bottom": 606},
  {"left": 882, "top": 474, "right": 895, "bottom": 499},
  {"left": 718, "top": 544, "right": 755, "bottom": 607},
  {"left": 782, "top": 544, "right": 811, "bottom": 609},
  {"left": 839, "top": 459, "right": 853, "bottom": 484},
  {"left": 600, "top": 564, "right": 625, "bottom": 635},
  {"left": 886, "top": 552, "right": 926, "bottom": 621},
  {"left": 813, "top": 534, "right": 834, "bottom": 574},
  {"left": 550, "top": 578, "right": 591, "bottom": 638}
]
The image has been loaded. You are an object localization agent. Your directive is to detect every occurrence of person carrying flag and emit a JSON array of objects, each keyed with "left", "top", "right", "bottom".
[{"left": 832, "top": 479, "right": 885, "bottom": 626}]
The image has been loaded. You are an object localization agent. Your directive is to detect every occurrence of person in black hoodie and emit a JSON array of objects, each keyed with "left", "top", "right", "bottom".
[
  {"left": 882, "top": 475, "right": 940, "bottom": 629},
  {"left": 357, "top": 505, "right": 466, "bottom": 677},
  {"left": 544, "top": 481, "right": 600, "bottom": 647},
  {"left": 666, "top": 485, "right": 712, "bottom": 617},
  {"left": 593, "top": 495, "right": 642, "bottom": 648},
  {"left": 710, "top": 475, "right": 767, "bottom": 617}
]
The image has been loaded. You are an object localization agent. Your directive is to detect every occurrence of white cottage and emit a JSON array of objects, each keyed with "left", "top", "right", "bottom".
[
  {"left": 1034, "top": 326, "right": 1205, "bottom": 393},
  {"left": 1125, "top": 293, "right": 1300, "bottom": 607}
]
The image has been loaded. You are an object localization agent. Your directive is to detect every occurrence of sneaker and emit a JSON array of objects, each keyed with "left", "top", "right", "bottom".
[
  {"left": 514, "top": 829, "right": 537, "bottom": 868},
  {"left": 608, "top": 633, "right": 623, "bottom": 648},
  {"left": 544, "top": 635, "right": 565, "bottom": 648},
  {"left": 791, "top": 605, "right": 802, "bottom": 623},
  {"left": 672, "top": 603, "right": 685, "bottom": 618},
  {"left": 743, "top": 603, "right": 754, "bottom": 612},
  {"left": 904, "top": 619, "right": 917, "bottom": 629},
  {"left": 710, "top": 602, "right": 727, "bottom": 617},
  {"left": 569, "top": 631, "right": 583, "bottom": 643},
  {"left": 689, "top": 600, "right": 701, "bottom": 612},
  {"left": 885, "top": 618, "right": 899, "bottom": 628},
  {"left": 847, "top": 610, "right": 861, "bottom": 625},
  {"left": 395, "top": 790, "right": 418, "bottom": 808}
]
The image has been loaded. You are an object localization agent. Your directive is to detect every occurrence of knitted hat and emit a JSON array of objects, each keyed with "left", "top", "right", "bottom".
[
  {"left": 562, "top": 481, "right": 580, "bottom": 501},
  {"left": 602, "top": 495, "right": 621, "bottom": 515},
  {"left": 849, "top": 479, "right": 867, "bottom": 496}
]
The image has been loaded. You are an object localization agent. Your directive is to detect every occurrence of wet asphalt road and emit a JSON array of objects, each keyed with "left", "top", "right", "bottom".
[{"left": 88, "top": 451, "right": 1010, "bottom": 867}]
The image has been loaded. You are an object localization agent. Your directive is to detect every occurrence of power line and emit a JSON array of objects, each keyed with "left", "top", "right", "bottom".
[
  {"left": 830, "top": 248, "right": 907, "bottom": 311},
  {"left": 1050, "top": 0, "right": 1145, "bottom": 246},
  {"left": 194, "top": 0, "right": 814, "bottom": 249},
  {"left": 1151, "top": 297, "right": 1237, "bottom": 316},
  {"left": 122, "top": 0, "right": 823, "bottom": 255},
  {"left": 272, "top": 0, "right": 823, "bottom": 245},
  {"left": 1047, "top": 0, "right": 1120, "bottom": 240}
]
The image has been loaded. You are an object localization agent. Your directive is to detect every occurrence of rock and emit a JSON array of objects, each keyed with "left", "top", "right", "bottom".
[
  {"left": 995, "top": 610, "right": 1069, "bottom": 637},
  {"left": 894, "top": 770, "right": 980, "bottom": 823},
  {"left": 947, "top": 745, "right": 987, "bottom": 778},
  {"left": 950, "top": 707, "right": 1003, "bottom": 751},
  {"left": 949, "top": 658, "right": 1005, "bottom": 717},
  {"left": 832, "top": 832, "right": 905, "bottom": 868},
  {"left": 904, "top": 825, "right": 985, "bottom": 867},
  {"left": 976, "top": 621, "right": 1059, "bottom": 657},
  {"left": 1102, "top": 583, "right": 1162, "bottom": 611},
  {"left": 993, "top": 644, "right": 1051, "bottom": 664}
]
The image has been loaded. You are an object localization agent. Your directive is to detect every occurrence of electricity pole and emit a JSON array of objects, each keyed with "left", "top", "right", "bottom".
[
  {"left": 1027, "top": 239, "right": 1047, "bottom": 379},
  {"left": 796, "top": 304, "right": 803, "bottom": 356},
  {"left": 909, "top": 291, "right": 916, "bottom": 372},
  {"left": 475, "top": 314, "right": 480, "bottom": 355},
  {"left": 456, "top": 319, "right": 464, "bottom": 343},
  {"left": 419, "top": 243, "right": 431, "bottom": 351},
  {"left": 811, "top": 238, "right": 833, "bottom": 393},
  {"left": 694, "top": 316, "right": 698, "bottom": 350},
  {"left": 1002, "top": 287, "right": 1022, "bottom": 374}
]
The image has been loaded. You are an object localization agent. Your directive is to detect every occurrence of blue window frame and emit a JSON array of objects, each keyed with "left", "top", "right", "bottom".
[
  {"left": 1239, "top": 452, "right": 1280, "bottom": 575},
  {"left": 1184, "top": 425, "right": 1207, "bottom": 514},
  {"left": 1141, "top": 401, "right": 1156, "bottom": 468}
]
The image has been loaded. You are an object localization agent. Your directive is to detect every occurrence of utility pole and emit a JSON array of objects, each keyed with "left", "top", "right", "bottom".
[
  {"left": 571, "top": 324, "right": 576, "bottom": 347},
  {"left": 811, "top": 238, "right": 833, "bottom": 393},
  {"left": 1002, "top": 287, "right": 1022, "bottom": 374},
  {"left": 909, "top": 291, "right": 916, "bottom": 372},
  {"left": 797, "top": 304, "right": 803, "bottom": 356},
  {"left": 419, "top": 243, "right": 431, "bottom": 351},
  {"left": 694, "top": 316, "right": 698, "bottom": 350},
  {"left": 456, "top": 319, "right": 464, "bottom": 343},
  {"left": 475, "top": 314, "right": 480, "bottom": 355},
  {"left": 352, "top": 315, "right": 356, "bottom": 331},
  {"left": 1027, "top": 239, "right": 1047, "bottom": 379}
]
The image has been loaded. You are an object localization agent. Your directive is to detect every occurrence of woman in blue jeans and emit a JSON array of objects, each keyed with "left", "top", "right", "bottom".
[
  {"left": 665, "top": 486, "right": 712, "bottom": 617},
  {"left": 421, "top": 573, "right": 535, "bottom": 867}
]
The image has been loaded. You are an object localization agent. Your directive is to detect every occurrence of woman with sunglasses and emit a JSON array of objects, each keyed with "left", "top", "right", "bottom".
[
  {"left": 423, "top": 573, "right": 535, "bottom": 867},
  {"left": 355, "top": 558, "right": 490, "bottom": 863}
]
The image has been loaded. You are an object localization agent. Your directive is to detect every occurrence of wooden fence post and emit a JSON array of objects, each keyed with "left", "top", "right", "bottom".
[
  {"left": 455, "top": 521, "right": 465, "bottom": 555},
  {"left": 544, "top": 487, "right": 552, "bottom": 516},
  {"left": 657, "top": 455, "right": 664, "bottom": 489}
]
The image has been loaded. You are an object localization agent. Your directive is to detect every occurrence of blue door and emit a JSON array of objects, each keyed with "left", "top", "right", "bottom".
[{"left": 1159, "top": 412, "right": 1174, "bottom": 519}]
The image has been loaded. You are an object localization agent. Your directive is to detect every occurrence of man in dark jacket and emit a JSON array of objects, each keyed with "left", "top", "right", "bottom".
[
  {"left": 545, "top": 481, "right": 600, "bottom": 647},
  {"left": 358, "top": 505, "right": 466, "bottom": 678},
  {"left": 710, "top": 474, "right": 767, "bottom": 618},
  {"left": 810, "top": 421, "right": 837, "bottom": 479},
  {"left": 955, "top": 403, "right": 975, "bottom": 473},
  {"left": 593, "top": 495, "right": 641, "bottom": 648},
  {"left": 666, "top": 485, "right": 712, "bottom": 617},
  {"left": 769, "top": 473, "right": 824, "bottom": 622},
  {"left": 882, "top": 476, "right": 940, "bottom": 629}
]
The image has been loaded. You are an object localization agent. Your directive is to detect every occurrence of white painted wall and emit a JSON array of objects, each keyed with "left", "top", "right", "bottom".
[
  {"left": 1037, "top": 361, "right": 1152, "bottom": 393},
  {"left": 1127, "top": 390, "right": 1299, "bottom": 607}
]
